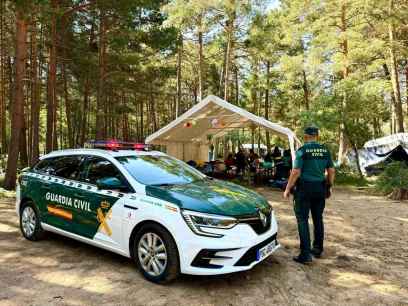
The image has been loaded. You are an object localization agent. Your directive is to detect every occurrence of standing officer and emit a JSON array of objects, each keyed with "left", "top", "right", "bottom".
[{"left": 283, "top": 126, "right": 335, "bottom": 264}]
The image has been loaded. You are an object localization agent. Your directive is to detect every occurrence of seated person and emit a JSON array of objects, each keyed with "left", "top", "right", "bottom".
[
  {"left": 264, "top": 150, "right": 273, "bottom": 163},
  {"left": 235, "top": 148, "right": 247, "bottom": 175},
  {"left": 213, "top": 160, "right": 226, "bottom": 173},
  {"left": 281, "top": 149, "right": 292, "bottom": 179},
  {"left": 272, "top": 146, "right": 282, "bottom": 162},
  {"left": 224, "top": 153, "right": 235, "bottom": 170},
  {"left": 248, "top": 149, "right": 259, "bottom": 173},
  {"left": 186, "top": 160, "right": 197, "bottom": 168}
]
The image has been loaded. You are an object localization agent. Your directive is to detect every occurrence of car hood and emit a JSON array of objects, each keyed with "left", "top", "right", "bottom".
[{"left": 145, "top": 179, "right": 270, "bottom": 217}]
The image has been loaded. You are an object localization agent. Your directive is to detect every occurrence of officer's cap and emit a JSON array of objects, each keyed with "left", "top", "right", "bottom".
[{"left": 304, "top": 126, "right": 319, "bottom": 136}]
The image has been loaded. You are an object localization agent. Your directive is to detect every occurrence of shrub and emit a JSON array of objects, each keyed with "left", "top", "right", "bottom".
[
  {"left": 335, "top": 165, "right": 368, "bottom": 187},
  {"left": 376, "top": 162, "right": 408, "bottom": 199},
  {"left": 0, "top": 175, "right": 16, "bottom": 198}
]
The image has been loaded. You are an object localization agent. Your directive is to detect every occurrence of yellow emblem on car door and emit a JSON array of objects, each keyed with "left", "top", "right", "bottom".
[{"left": 97, "top": 202, "right": 112, "bottom": 236}]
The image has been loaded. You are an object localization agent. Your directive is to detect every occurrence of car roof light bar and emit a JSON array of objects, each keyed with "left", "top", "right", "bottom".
[{"left": 85, "top": 140, "right": 150, "bottom": 151}]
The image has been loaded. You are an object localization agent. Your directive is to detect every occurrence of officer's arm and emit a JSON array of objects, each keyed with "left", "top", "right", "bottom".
[
  {"left": 286, "top": 168, "right": 301, "bottom": 191},
  {"left": 327, "top": 168, "right": 335, "bottom": 186},
  {"left": 326, "top": 150, "right": 335, "bottom": 186},
  {"left": 285, "top": 149, "right": 303, "bottom": 193}
]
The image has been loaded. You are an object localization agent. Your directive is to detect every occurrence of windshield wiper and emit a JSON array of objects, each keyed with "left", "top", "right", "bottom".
[{"left": 149, "top": 183, "right": 177, "bottom": 187}]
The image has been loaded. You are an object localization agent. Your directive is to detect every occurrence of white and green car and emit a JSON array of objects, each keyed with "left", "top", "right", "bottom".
[{"left": 16, "top": 143, "right": 280, "bottom": 283}]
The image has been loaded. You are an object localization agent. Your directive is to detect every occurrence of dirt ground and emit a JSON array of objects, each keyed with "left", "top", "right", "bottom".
[{"left": 1, "top": 188, "right": 408, "bottom": 306}]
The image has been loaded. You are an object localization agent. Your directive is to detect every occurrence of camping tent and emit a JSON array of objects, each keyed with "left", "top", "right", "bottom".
[
  {"left": 145, "top": 95, "right": 301, "bottom": 162},
  {"left": 348, "top": 133, "right": 408, "bottom": 174}
]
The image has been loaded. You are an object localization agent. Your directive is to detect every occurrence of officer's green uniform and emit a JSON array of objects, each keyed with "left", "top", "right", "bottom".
[{"left": 293, "top": 129, "right": 334, "bottom": 259}]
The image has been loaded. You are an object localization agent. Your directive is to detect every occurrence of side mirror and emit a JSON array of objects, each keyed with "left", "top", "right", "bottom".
[{"left": 96, "top": 177, "right": 126, "bottom": 191}]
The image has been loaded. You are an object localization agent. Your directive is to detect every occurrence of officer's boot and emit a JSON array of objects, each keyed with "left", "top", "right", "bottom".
[
  {"left": 293, "top": 253, "right": 312, "bottom": 264},
  {"left": 311, "top": 247, "right": 323, "bottom": 258}
]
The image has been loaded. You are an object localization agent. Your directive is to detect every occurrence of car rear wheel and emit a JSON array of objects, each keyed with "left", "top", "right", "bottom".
[
  {"left": 133, "top": 223, "right": 179, "bottom": 283},
  {"left": 20, "top": 201, "right": 45, "bottom": 241}
]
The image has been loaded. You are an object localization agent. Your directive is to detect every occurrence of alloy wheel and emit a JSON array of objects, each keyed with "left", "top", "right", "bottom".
[
  {"left": 21, "top": 206, "right": 36, "bottom": 237},
  {"left": 138, "top": 232, "right": 168, "bottom": 276}
]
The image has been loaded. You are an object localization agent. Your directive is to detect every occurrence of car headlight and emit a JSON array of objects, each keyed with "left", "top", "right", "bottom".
[{"left": 181, "top": 210, "right": 238, "bottom": 238}]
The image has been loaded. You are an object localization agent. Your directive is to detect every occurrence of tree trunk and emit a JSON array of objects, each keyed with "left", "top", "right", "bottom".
[
  {"left": 197, "top": 14, "right": 203, "bottom": 102},
  {"left": 62, "top": 60, "right": 73, "bottom": 147},
  {"left": 388, "top": 0, "right": 404, "bottom": 133},
  {"left": 19, "top": 120, "right": 28, "bottom": 167},
  {"left": 103, "top": 87, "right": 109, "bottom": 138},
  {"left": 140, "top": 98, "right": 144, "bottom": 141},
  {"left": 7, "top": 56, "right": 13, "bottom": 120},
  {"left": 406, "top": 61, "right": 408, "bottom": 114},
  {"left": 30, "top": 19, "right": 40, "bottom": 165},
  {"left": 302, "top": 69, "right": 310, "bottom": 110},
  {"left": 176, "top": 33, "right": 182, "bottom": 118},
  {"left": 59, "top": 13, "right": 73, "bottom": 148},
  {"left": 337, "top": 2, "right": 349, "bottom": 165},
  {"left": 234, "top": 65, "right": 239, "bottom": 104},
  {"left": 96, "top": 10, "right": 107, "bottom": 140},
  {"left": 224, "top": 3, "right": 235, "bottom": 101},
  {"left": 352, "top": 142, "right": 364, "bottom": 179},
  {"left": 250, "top": 63, "right": 258, "bottom": 151},
  {"left": 224, "top": 33, "right": 231, "bottom": 101},
  {"left": 149, "top": 84, "right": 157, "bottom": 132},
  {"left": 122, "top": 93, "right": 129, "bottom": 141},
  {"left": 219, "top": 47, "right": 227, "bottom": 97},
  {"left": 52, "top": 85, "right": 58, "bottom": 149},
  {"left": 383, "top": 63, "right": 397, "bottom": 133},
  {"left": 389, "top": 188, "right": 408, "bottom": 201},
  {"left": 3, "top": 10, "right": 28, "bottom": 189},
  {"left": 80, "top": 77, "right": 90, "bottom": 146},
  {"left": 264, "top": 61, "right": 271, "bottom": 151},
  {"left": 0, "top": 0, "right": 5, "bottom": 155},
  {"left": 46, "top": 0, "right": 58, "bottom": 153},
  {"left": 373, "top": 117, "right": 381, "bottom": 138}
]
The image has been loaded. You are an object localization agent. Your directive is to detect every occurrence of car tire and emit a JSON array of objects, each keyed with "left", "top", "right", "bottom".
[
  {"left": 20, "top": 201, "right": 45, "bottom": 241},
  {"left": 133, "top": 223, "right": 179, "bottom": 283}
]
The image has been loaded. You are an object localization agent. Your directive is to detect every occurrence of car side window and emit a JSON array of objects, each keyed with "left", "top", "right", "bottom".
[
  {"left": 34, "top": 157, "right": 59, "bottom": 175},
  {"left": 34, "top": 156, "right": 83, "bottom": 180},
  {"left": 82, "top": 157, "right": 131, "bottom": 190},
  {"left": 53, "top": 156, "right": 84, "bottom": 180}
]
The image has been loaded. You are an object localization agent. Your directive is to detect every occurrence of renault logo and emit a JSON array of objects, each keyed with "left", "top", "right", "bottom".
[{"left": 258, "top": 210, "right": 267, "bottom": 227}]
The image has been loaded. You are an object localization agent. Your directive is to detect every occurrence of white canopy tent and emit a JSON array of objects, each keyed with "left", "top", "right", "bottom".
[
  {"left": 145, "top": 95, "right": 301, "bottom": 162},
  {"left": 348, "top": 133, "right": 408, "bottom": 174}
]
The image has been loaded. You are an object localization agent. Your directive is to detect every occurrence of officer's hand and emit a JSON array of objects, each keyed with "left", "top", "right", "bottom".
[
  {"left": 326, "top": 186, "right": 332, "bottom": 199},
  {"left": 283, "top": 189, "right": 291, "bottom": 199}
]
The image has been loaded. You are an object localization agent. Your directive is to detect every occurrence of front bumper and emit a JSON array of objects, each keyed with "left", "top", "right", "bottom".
[{"left": 177, "top": 210, "right": 280, "bottom": 275}]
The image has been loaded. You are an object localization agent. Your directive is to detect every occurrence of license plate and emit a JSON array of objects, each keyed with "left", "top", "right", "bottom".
[{"left": 256, "top": 240, "right": 277, "bottom": 261}]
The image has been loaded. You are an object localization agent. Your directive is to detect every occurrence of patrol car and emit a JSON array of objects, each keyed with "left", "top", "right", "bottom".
[{"left": 16, "top": 141, "right": 280, "bottom": 283}]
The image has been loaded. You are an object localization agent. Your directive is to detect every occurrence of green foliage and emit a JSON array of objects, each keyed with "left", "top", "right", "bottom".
[
  {"left": 335, "top": 166, "right": 369, "bottom": 187},
  {"left": 2, "top": 0, "right": 408, "bottom": 189},
  {"left": 0, "top": 175, "right": 15, "bottom": 197},
  {"left": 0, "top": 188, "right": 15, "bottom": 198},
  {"left": 376, "top": 162, "right": 408, "bottom": 194}
]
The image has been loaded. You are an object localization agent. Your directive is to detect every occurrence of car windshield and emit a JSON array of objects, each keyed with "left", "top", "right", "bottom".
[{"left": 115, "top": 155, "right": 206, "bottom": 186}]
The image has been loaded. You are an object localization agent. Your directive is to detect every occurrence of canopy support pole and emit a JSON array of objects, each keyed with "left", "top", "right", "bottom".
[{"left": 289, "top": 136, "right": 296, "bottom": 167}]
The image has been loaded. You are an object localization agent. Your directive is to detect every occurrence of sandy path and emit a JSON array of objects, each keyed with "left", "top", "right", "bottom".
[{"left": 1, "top": 188, "right": 407, "bottom": 306}]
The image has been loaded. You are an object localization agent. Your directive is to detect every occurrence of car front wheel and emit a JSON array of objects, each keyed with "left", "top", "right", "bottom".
[
  {"left": 20, "top": 201, "right": 45, "bottom": 241},
  {"left": 133, "top": 223, "right": 179, "bottom": 283}
]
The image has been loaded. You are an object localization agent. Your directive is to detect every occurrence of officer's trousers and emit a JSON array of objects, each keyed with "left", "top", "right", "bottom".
[{"left": 293, "top": 181, "right": 326, "bottom": 257}]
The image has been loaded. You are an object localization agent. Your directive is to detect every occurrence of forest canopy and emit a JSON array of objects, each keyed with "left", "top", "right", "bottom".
[{"left": 0, "top": 0, "right": 407, "bottom": 189}]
